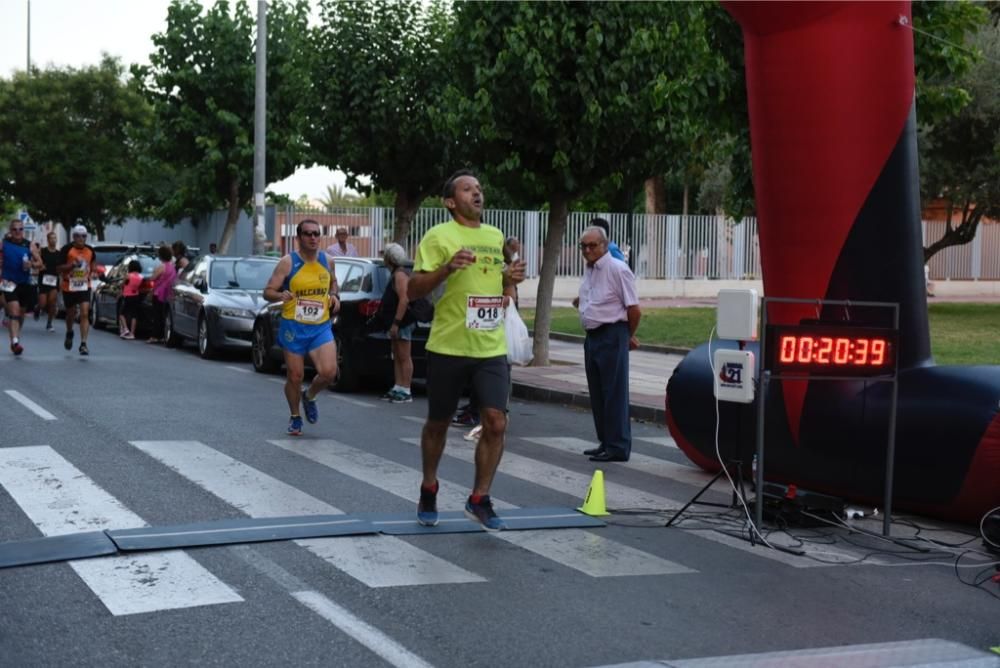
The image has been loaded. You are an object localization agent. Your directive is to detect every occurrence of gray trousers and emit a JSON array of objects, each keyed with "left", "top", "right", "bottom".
[{"left": 583, "top": 321, "right": 631, "bottom": 458}]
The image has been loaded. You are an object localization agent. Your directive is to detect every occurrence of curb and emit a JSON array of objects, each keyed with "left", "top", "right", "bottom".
[
  {"left": 538, "top": 330, "right": 692, "bottom": 356},
  {"left": 511, "top": 380, "right": 666, "bottom": 425}
]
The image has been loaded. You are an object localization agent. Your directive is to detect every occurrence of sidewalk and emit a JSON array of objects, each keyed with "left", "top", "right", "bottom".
[{"left": 511, "top": 335, "right": 683, "bottom": 425}]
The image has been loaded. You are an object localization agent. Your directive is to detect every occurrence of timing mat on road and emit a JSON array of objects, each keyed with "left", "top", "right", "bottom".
[{"left": 0, "top": 507, "right": 604, "bottom": 569}]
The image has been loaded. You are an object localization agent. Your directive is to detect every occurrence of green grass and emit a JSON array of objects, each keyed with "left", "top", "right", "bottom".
[{"left": 521, "top": 303, "right": 1000, "bottom": 366}]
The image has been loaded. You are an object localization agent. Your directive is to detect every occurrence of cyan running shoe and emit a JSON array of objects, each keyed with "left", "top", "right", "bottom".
[
  {"left": 389, "top": 390, "right": 413, "bottom": 404},
  {"left": 302, "top": 391, "right": 319, "bottom": 424},
  {"left": 464, "top": 495, "right": 506, "bottom": 532},
  {"left": 287, "top": 415, "right": 303, "bottom": 436},
  {"left": 416, "top": 485, "right": 439, "bottom": 527}
]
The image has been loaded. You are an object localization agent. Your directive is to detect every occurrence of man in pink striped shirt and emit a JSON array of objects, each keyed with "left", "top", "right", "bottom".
[{"left": 574, "top": 225, "right": 641, "bottom": 462}]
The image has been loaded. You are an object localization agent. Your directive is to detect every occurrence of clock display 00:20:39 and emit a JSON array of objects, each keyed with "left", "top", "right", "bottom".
[{"left": 777, "top": 334, "right": 890, "bottom": 367}]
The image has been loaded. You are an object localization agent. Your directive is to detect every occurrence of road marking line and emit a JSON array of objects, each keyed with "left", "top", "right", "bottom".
[
  {"left": 522, "top": 437, "right": 723, "bottom": 491},
  {"left": 130, "top": 440, "right": 483, "bottom": 587},
  {"left": 293, "top": 591, "right": 436, "bottom": 668},
  {"left": 0, "top": 446, "right": 242, "bottom": 615},
  {"left": 230, "top": 546, "right": 435, "bottom": 668},
  {"left": 634, "top": 435, "right": 678, "bottom": 449},
  {"left": 225, "top": 365, "right": 251, "bottom": 373},
  {"left": 4, "top": 390, "right": 56, "bottom": 420},
  {"left": 271, "top": 438, "right": 693, "bottom": 578},
  {"left": 328, "top": 395, "right": 376, "bottom": 408}
]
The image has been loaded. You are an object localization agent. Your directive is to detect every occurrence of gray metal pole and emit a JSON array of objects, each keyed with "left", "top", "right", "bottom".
[{"left": 253, "top": 1, "right": 267, "bottom": 255}]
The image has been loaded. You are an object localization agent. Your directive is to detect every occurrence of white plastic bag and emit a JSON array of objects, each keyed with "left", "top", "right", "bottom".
[{"left": 504, "top": 303, "right": 533, "bottom": 366}]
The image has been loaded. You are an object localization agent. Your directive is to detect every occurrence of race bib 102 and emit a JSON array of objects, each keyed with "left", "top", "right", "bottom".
[
  {"left": 42, "top": 274, "right": 58, "bottom": 287},
  {"left": 295, "top": 298, "right": 326, "bottom": 323}
]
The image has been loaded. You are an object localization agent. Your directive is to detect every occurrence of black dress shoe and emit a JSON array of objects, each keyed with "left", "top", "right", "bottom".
[
  {"left": 583, "top": 446, "right": 605, "bottom": 456},
  {"left": 589, "top": 452, "right": 629, "bottom": 462}
]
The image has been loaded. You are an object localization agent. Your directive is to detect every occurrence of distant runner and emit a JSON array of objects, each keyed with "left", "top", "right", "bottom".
[
  {"left": 0, "top": 220, "right": 41, "bottom": 355},
  {"left": 57, "top": 224, "right": 98, "bottom": 356}
]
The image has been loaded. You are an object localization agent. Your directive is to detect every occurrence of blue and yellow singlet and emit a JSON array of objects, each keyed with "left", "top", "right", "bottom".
[{"left": 281, "top": 252, "right": 333, "bottom": 325}]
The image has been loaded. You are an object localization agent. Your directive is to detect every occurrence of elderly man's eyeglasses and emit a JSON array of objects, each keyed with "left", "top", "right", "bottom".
[
  {"left": 579, "top": 242, "right": 601, "bottom": 250},
  {"left": 10, "top": 227, "right": 24, "bottom": 232},
  {"left": 300, "top": 231, "right": 321, "bottom": 238}
]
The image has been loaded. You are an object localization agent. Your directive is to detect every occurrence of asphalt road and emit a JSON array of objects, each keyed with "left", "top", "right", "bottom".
[{"left": 0, "top": 318, "right": 997, "bottom": 667}]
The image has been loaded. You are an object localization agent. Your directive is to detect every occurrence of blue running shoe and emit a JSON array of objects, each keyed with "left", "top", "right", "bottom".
[
  {"left": 464, "top": 495, "right": 505, "bottom": 531},
  {"left": 417, "top": 485, "right": 439, "bottom": 527},
  {"left": 302, "top": 390, "right": 319, "bottom": 424},
  {"left": 287, "top": 415, "right": 303, "bottom": 436}
]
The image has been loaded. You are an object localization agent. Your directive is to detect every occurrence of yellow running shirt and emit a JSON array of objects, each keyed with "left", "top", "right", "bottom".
[
  {"left": 280, "top": 252, "right": 333, "bottom": 325},
  {"left": 414, "top": 220, "right": 506, "bottom": 358}
]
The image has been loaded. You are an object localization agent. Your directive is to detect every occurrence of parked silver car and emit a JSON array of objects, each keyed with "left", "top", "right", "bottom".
[{"left": 165, "top": 255, "right": 279, "bottom": 358}]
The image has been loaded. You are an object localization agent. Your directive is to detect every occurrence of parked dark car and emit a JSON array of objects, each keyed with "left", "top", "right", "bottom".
[
  {"left": 166, "top": 255, "right": 279, "bottom": 359},
  {"left": 90, "top": 250, "right": 160, "bottom": 334},
  {"left": 250, "top": 257, "right": 430, "bottom": 392}
]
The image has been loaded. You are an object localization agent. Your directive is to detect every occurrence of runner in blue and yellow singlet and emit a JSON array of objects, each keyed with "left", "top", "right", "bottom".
[{"left": 263, "top": 219, "right": 340, "bottom": 435}]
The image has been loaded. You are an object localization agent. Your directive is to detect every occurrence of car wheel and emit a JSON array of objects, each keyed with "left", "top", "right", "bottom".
[
  {"left": 164, "top": 307, "right": 182, "bottom": 348},
  {"left": 330, "top": 339, "right": 360, "bottom": 393},
  {"left": 198, "top": 313, "right": 219, "bottom": 359},
  {"left": 251, "top": 321, "right": 279, "bottom": 374},
  {"left": 90, "top": 296, "right": 102, "bottom": 329}
]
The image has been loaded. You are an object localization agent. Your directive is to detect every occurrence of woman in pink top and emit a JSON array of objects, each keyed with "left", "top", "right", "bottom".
[
  {"left": 147, "top": 245, "right": 177, "bottom": 343},
  {"left": 118, "top": 259, "right": 143, "bottom": 339}
]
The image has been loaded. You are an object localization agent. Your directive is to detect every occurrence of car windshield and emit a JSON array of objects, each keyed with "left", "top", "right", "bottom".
[
  {"left": 209, "top": 259, "right": 275, "bottom": 291},
  {"left": 129, "top": 255, "right": 160, "bottom": 277},
  {"left": 95, "top": 249, "right": 128, "bottom": 267}
]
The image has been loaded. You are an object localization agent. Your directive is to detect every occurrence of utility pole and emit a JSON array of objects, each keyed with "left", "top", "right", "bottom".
[
  {"left": 27, "top": 0, "right": 31, "bottom": 73},
  {"left": 252, "top": 0, "right": 267, "bottom": 255}
]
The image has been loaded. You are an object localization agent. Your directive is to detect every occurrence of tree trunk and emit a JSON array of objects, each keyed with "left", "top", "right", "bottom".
[
  {"left": 644, "top": 175, "right": 667, "bottom": 214},
  {"left": 392, "top": 190, "right": 422, "bottom": 247},
  {"left": 923, "top": 203, "right": 983, "bottom": 261},
  {"left": 530, "top": 192, "right": 570, "bottom": 367},
  {"left": 218, "top": 178, "right": 242, "bottom": 255}
]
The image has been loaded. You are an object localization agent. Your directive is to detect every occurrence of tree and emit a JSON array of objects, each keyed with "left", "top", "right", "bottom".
[
  {"left": 442, "top": 2, "right": 731, "bottom": 364},
  {"left": 133, "top": 0, "right": 311, "bottom": 254},
  {"left": 920, "top": 21, "right": 1000, "bottom": 260},
  {"left": 309, "top": 0, "right": 457, "bottom": 243},
  {"left": 0, "top": 57, "right": 150, "bottom": 236}
]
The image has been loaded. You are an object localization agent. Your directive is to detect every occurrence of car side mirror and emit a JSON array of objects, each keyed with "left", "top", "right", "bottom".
[{"left": 194, "top": 278, "right": 207, "bottom": 292}]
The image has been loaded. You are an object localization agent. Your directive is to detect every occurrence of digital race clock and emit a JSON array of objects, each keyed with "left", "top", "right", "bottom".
[{"left": 765, "top": 324, "right": 898, "bottom": 377}]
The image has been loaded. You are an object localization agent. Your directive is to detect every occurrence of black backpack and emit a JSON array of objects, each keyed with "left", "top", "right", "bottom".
[{"left": 376, "top": 268, "right": 433, "bottom": 329}]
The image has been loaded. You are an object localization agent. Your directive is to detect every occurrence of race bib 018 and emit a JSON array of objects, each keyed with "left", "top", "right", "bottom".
[{"left": 466, "top": 296, "right": 504, "bottom": 330}]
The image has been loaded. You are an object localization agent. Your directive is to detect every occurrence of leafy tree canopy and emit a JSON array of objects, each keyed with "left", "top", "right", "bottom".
[
  {"left": 0, "top": 57, "right": 149, "bottom": 236},
  {"left": 309, "top": 0, "right": 457, "bottom": 241},
  {"left": 133, "top": 0, "right": 311, "bottom": 252},
  {"left": 920, "top": 20, "right": 1000, "bottom": 260},
  {"left": 442, "top": 1, "right": 731, "bottom": 363}
]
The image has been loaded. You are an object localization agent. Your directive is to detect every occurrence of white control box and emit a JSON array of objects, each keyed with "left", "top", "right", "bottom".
[
  {"left": 716, "top": 288, "right": 759, "bottom": 341},
  {"left": 713, "top": 349, "right": 756, "bottom": 403}
]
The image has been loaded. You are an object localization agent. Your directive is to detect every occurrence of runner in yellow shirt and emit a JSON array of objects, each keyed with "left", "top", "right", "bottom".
[
  {"left": 263, "top": 219, "right": 340, "bottom": 435},
  {"left": 408, "top": 170, "right": 526, "bottom": 530}
]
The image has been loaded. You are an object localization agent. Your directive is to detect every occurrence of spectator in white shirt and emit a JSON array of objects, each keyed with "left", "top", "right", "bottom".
[{"left": 327, "top": 227, "right": 359, "bottom": 257}]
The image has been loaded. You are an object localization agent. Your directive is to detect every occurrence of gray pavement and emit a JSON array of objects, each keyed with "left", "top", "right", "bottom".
[{"left": 512, "top": 334, "right": 681, "bottom": 425}]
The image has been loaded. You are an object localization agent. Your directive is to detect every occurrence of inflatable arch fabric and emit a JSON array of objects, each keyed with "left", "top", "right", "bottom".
[{"left": 666, "top": 1, "right": 1000, "bottom": 524}]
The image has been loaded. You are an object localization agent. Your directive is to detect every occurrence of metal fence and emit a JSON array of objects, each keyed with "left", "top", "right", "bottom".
[
  {"left": 924, "top": 220, "right": 1000, "bottom": 280},
  {"left": 277, "top": 206, "right": 762, "bottom": 280},
  {"left": 275, "top": 206, "right": 996, "bottom": 281}
]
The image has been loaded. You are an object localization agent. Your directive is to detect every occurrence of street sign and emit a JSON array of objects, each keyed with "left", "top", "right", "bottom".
[{"left": 17, "top": 211, "right": 36, "bottom": 232}]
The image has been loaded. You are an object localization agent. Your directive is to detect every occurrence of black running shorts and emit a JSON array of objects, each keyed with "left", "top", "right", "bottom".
[
  {"left": 62, "top": 290, "right": 91, "bottom": 308},
  {"left": 426, "top": 352, "right": 510, "bottom": 422}
]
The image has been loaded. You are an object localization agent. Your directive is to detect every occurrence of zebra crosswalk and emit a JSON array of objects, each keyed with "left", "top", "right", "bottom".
[{"left": 0, "top": 427, "right": 940, "bottom": 621}]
